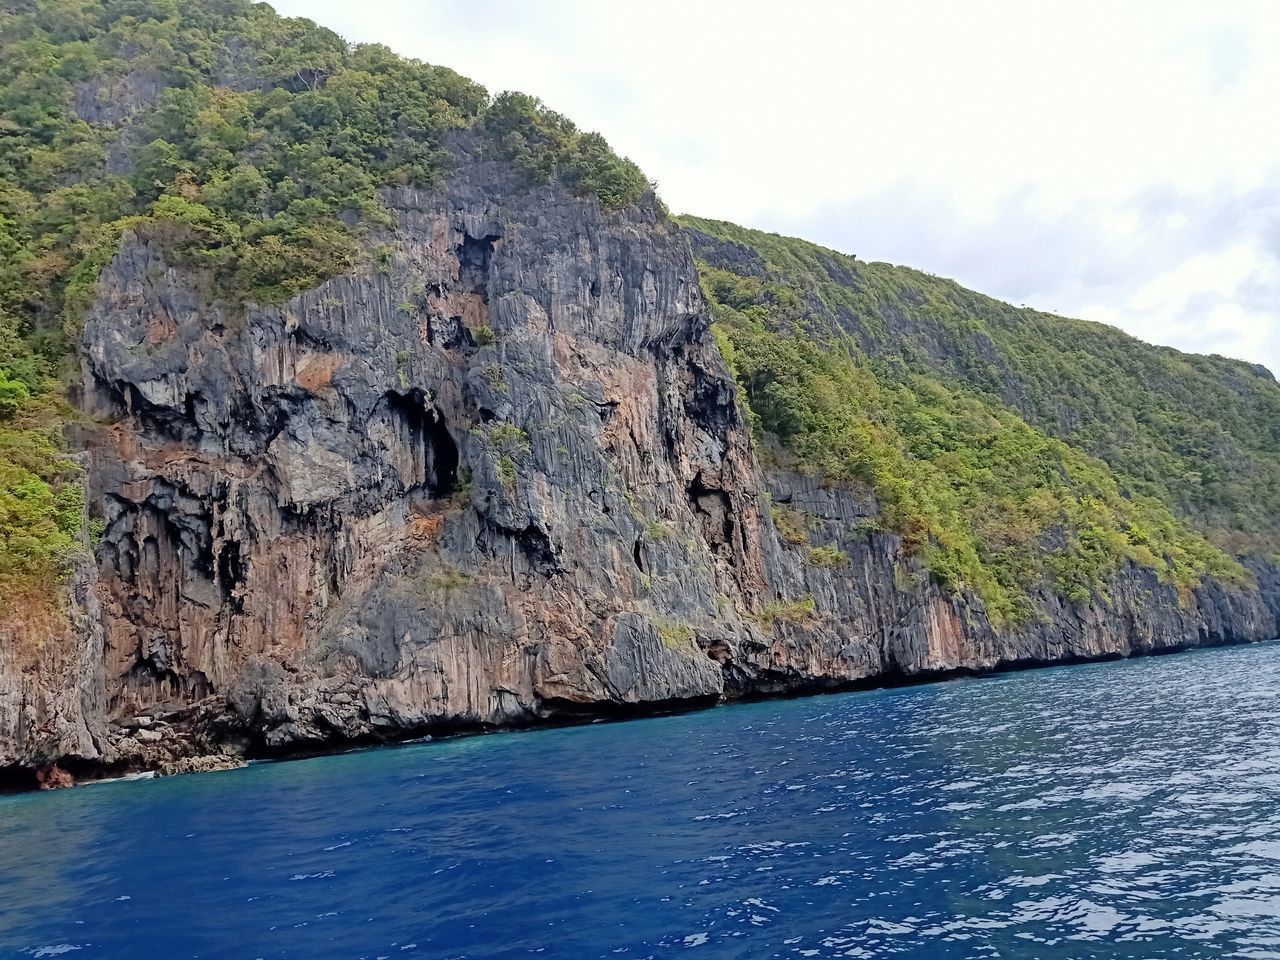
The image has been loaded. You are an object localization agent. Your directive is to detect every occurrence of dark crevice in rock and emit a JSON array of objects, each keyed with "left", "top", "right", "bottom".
[
  {"left": 654, "top": 371, "right": 683, "bottom": 463},
  {"left": 257, "top": 389, "right": 311, "bottom": 446},
  {"left": 661, "top": 422, "right": 679, "bottom": 462},
  {"left": 275, "top": 496, "right": 319, "bottom": 527},
  {"left": 701, "top": 635, "right": 733, "bottom": 665},
  {"left": 429, "top": 314, "right": 468, "bottom": 350},
  {"left": 0, "top": 764, "right": 41, "bottom": 794},
  {"left": 476, "top": 516, "right": 562, "bottom": 578},
  {"left": 376, "top": 389, "right": 459, "bottom": 498},
  {"left": 688, "top": 471, "right": 734, "bottom": 550},
  {"left": 457, "top": 232, "right": 501, "bottom": 296},
  {"left": 101, "top": 493, "right": 204, "bottom": 589},
  {"left": 683, "top": 364, "right": 738, "bottom": 437},
  {"left": 632, "top": 538, "right": 645, "bottom": 573},
  {"left": 125, "top": 645, "right": 182, "bottom": 700},
  {"left": 290, "top": 326, "right": 336, "bottom": 352},
  {"left": 97, "top": 376, "right": 200, "bottom": 444},
  {"left": 227, "top": 389, "right": 310, "bottom": 451},
  {"left": 326, "top": 541, "right": 343, "bottom": 599},
  {"left": 516, "top": 523, "right": 561, "bottom": 577},
  {"left": 596, "top": 399, "right": 619, "bottom": 422},
  {"left": 738, "top": 511, "right": 753, "bottom": 558},
  {"left": 186, "top": 670, "right": 213, "bottom": 700},
  {"left": 217, "top": 540, "right": 245, "bottom": 611},
  {"left": 424, "top": 413, "right": 460, "bottom": 500}
]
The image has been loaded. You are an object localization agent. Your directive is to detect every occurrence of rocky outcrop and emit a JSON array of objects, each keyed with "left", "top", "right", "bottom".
[
  {"left": 3, "top": 144, "right": 1278, "bottom": 786},
  {"left": 0, "top": 542, "right": 107, "bottom": 787},
  {"left": 736, "top": 470, "right": 1280, "bottom": 694}
]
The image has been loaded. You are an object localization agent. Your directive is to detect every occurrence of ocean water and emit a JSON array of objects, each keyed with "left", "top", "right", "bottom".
[{"left": 3, "top": 642, "right": 1280, "bottom": 959}]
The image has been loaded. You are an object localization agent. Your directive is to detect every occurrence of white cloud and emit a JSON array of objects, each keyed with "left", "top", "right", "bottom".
[{"left": 268, "top": 0, "right": 1280, "bottom": 376}]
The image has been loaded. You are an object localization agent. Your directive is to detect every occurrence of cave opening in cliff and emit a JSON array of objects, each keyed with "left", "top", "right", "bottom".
[
  {"left": 425, "top": 410, "right": 459, "bottom": 498},
  {"left": 515, "top": 522, "right": 561, "bottom": 577},
  {"left": 93, "top": 376, "right": 201, "bottom": 443},
  {"left": 381, "top": 389, "right": 459, "bottom": 499},
  {"left": 683, "top": 366, "right": 738, "bottom": 436},
  {"left": 457, "top": 233, "right": 502, "bottom": 297},
  {"left": 217, "top": 541, "right": 245, "bottom": 611}
]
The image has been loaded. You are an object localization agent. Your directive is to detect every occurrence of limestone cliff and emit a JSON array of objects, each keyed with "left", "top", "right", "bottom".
[{"left": 2, "top": 142, "right": 1277, "bottom": 787}]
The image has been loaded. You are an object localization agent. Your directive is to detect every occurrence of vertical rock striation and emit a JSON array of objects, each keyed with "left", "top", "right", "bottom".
[{"left": 3, "top": 146, "right": 1278, "bottom": 783}]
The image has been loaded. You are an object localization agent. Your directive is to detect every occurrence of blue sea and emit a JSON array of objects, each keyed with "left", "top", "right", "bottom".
[{"left": 3, "top": 641, "right": 1280, "bottom": 959}]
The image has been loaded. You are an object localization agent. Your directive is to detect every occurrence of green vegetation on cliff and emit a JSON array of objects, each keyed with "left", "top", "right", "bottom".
[
  {"left": 691, "top": 221, "right": 1257, "bottom": 624},
  {"left": 0, "top": 0, "right": 650, "bottom": 599},
  {"left": 685, "top": 216, "right": 1280, "bottom": 557},
  {"left": 1, "top": 0, "right": 1272, "bottom": 632}
]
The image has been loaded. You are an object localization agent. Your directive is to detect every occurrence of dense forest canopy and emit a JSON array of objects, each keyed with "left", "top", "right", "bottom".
[
  {"left": 684, "top": 216, "right": 1274, "bottom": 624},
  {"left": 684, "top": 217, "right": 1280, "bottom": 558},
  {"left": 0, "top": 0, "right": 649, "bottom": 610}
]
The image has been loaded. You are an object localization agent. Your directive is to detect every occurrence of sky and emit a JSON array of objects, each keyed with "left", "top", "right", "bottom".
[{"left": 270, "top": 0, "right": 1280, "bottom": 376}]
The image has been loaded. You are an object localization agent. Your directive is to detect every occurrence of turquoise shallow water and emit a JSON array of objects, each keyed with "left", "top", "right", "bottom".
[{"left": 2, "top": 641, "right": 1280, "bottom": 959}]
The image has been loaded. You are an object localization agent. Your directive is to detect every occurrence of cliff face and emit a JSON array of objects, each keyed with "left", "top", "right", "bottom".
[
  {"left": 3, "top": 148, "right": 1278, "bottom": 784},
  {"left": 681, "top": 217, "right": 1280, "bottom": 552}
]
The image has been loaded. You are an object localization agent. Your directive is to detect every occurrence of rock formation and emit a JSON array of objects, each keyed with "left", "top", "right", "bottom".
[{"left": 2, "top": 140, "right": 1277, "bottom": 789}]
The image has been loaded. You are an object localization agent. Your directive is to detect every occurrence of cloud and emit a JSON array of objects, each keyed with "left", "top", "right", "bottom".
[{"left": 270, "top": 0, "right": 1280, "bottom": 376}]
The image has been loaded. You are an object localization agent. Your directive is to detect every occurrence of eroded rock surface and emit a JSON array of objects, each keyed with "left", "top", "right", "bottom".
[{"left": 3, "top": 151, "right": 1278, "bottom": 783}]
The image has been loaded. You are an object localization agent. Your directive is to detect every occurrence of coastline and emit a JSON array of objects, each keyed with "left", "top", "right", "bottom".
[{"left": 11, "top": 631, "right": 1274, "bottom": 796}]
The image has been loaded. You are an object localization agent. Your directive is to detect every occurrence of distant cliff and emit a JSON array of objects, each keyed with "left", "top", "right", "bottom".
[{"left": 1, "top": 1, "right": 1277, "bottom": 788}]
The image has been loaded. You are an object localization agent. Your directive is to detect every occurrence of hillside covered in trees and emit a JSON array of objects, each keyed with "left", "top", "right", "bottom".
[
  {"left": 0, "top": 0, "right": 1278, "bottom": 788},
  {"left": 0, "top": 0, "right": 649, "bottom": 618},
  {"left": 1, "top": 0, "right": 1276, "bottom": 634},
  {"left": 685, "top": 217, "right": 1280, "bottom": 548},
  {"left": 684, "top": 216, "right": 1279, "bottom": 622}
]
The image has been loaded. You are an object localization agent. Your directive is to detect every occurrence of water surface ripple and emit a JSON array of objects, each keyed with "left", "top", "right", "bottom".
[{"left": 3, "top": 642, "right": 1280, "bottom": 959}]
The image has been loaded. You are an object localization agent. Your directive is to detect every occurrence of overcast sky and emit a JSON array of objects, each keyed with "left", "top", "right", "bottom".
[{"left": 270, "top": 0, "right": 1280, "bottom": 376}]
